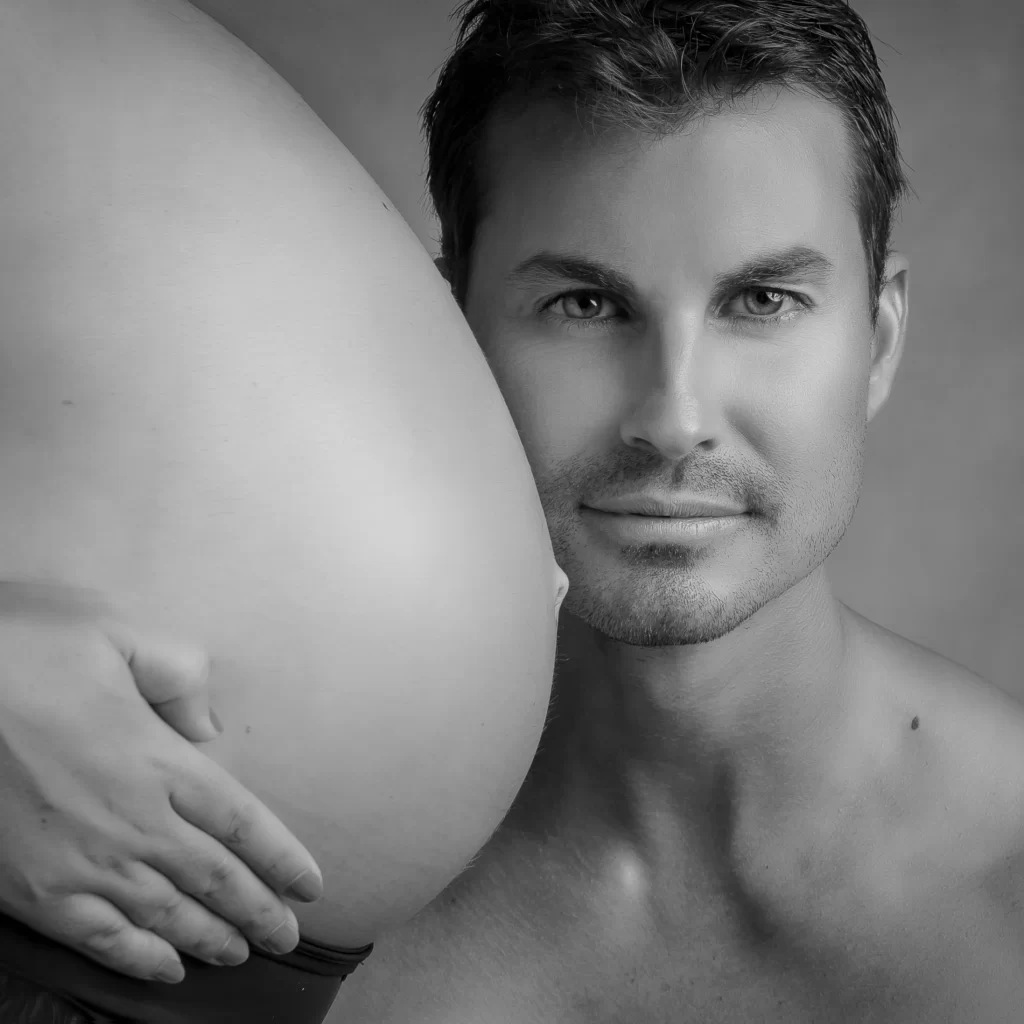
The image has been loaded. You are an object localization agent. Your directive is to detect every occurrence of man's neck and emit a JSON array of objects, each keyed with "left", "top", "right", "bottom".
[{"left": 513, "top": 568, "right": 861, "bottom": 856}]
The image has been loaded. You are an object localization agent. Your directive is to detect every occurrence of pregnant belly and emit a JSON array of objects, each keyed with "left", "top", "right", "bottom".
[
  {"left": 144, "top": 488, "right": 557, "bottom": 950},
  {"left": 0, "top": 0, "right": 559, "bottom": 950},
  {"left": 123, "top": 465, "right": 557, "bottom": 949}
]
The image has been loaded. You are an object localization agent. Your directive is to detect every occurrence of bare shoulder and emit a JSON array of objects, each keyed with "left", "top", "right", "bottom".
[{"left": 844, "top": 605, "right": 1024, "bottom": 874}]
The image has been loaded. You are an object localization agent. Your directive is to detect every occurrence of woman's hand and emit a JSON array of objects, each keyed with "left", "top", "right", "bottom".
[{"left": 0, "top": 582, "right": 323, "bottom": 983}]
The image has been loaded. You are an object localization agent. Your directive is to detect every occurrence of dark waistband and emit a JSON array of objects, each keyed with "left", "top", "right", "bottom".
[
  {"left": 0, "top": 911, "right": 373, "bottom": 1023},
  {"left": 250, "top": 933, "right": 374, "bottom": 978}
]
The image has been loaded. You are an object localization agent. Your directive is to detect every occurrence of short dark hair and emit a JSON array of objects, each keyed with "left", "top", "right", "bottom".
[{"left": 420, "top": 0, "right": 912, "bottom": 329}]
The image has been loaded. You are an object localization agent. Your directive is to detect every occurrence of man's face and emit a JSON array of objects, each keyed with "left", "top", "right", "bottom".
[{"left": 462, "top": 88, "right": 902, "bottom": 647}]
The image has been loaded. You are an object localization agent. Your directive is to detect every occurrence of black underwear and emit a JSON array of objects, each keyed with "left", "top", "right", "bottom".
[{"left": 0, "top": 911, "right": 372, "bottom": 1023}]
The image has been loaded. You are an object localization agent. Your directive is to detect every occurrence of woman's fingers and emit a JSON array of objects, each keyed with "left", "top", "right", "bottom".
[
  {"left": 101, "top": 619, "right": 220, "bottom": 744},
  {"left": 88, "top": 858, "right": 250, "bottom": 968},
  {"left": 168, "top": 758, "right": 323, "bottom": 905},
  {"left": 0, "top": 601, "right": 321, "bottom": 978},
  {"left": 147, "top": 810, "right": 302, "bottom": 956},
  {"left": 30, "top": 892, "right": 187, "bottom": 983}
]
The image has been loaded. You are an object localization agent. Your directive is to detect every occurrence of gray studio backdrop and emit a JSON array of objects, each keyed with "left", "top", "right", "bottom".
[{"left": 191, "top": 0, "right": 1023, "bottom": 698}]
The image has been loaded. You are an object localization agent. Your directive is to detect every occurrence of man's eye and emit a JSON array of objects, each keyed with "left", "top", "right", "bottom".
[
  {"left": 548, "top": 290, "right": 622, "bottom": 320},
  {"left": 724, "top": 288, "right": 804, "bottom": 320}
]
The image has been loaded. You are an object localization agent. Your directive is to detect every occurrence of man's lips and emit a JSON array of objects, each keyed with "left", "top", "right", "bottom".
[{"left": 582, "top": 494, "right": 747, "bottom": 518}]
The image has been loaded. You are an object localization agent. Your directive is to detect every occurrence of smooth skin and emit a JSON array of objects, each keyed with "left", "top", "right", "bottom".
[
  {"left": 321, "top": 90, "right": 1024, "bottom": 1021},
  {"left": 0, "top": 582, "right": 322, "bottom": 982},
  {"left": 0, "top": 568, "right": 569, "bottom": 985}
]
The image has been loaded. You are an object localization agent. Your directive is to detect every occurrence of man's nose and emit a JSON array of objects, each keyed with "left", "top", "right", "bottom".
[{"left": 618, "top": 323, "right": 724, "bottom": 460}]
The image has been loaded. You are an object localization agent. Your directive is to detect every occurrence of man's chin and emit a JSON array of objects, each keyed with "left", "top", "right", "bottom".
[
  {"left": 564, "top": 592, "right": 742, "bottom": 648},
  {"left": 550, "top": 534, "right": 781, "bottom": 646}
]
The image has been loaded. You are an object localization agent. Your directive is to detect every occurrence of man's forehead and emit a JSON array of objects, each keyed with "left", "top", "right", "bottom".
[
  {"left": 474, "top": 90, "right": 857, "bottom": 292},
  {"left": 481, "top": 86, "right": 853, "bottom": 191}
]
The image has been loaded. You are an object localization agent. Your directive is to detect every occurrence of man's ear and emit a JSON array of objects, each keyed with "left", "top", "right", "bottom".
[{"left": 866, "top": 253, "right": 910, "bottom": 424}]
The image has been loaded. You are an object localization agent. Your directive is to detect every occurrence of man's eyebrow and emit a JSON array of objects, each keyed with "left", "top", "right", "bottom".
[
  {"left": 505, "top": 252, "right": 639, "bottom": 300},
  {"left": 710, "top": 246, "right": 837, "bottom": 303},
  {"left": 504, "top": 245, "right": 837, "bottom": 305}
]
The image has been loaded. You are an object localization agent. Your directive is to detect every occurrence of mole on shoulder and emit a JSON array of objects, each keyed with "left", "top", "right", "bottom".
[{"left": 910, "top": 716, "right": 919, "bottom": 730}]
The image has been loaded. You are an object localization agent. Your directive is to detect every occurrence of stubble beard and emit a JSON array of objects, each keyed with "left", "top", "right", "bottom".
[{"left": 539, "top": 461, "right": 864, "bottom": 649}]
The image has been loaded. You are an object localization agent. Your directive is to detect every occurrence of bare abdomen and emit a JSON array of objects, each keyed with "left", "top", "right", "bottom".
[{"left": 0, "top": 0, "right": 557, "bottom": 948}]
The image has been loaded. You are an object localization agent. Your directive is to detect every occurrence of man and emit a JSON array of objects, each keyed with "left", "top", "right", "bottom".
[
  {"left": 4, "top": 0, "right": 1023, "bottom": 1021},
  {"left": 328, "top": 1, "right": 1024, "bottom": 1019}
]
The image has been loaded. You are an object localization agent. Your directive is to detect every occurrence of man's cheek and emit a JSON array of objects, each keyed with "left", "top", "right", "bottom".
[
  {"left": 508, "top": 384, "right": 597, "bottom": 467},
  {"left": 770, "top": 355, "right": 864, "bottom": 453},
  {"left": 765, "top": 417, "right": 841, "bottom": 490}
]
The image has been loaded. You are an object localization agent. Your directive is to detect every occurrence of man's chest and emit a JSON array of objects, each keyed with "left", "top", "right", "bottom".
[
  {"left": 328, "top": 659, "right": 1024, "bottom": 1023},
  {"left": 328, "top": 839, "right": 1023, "bottom": 1024}
]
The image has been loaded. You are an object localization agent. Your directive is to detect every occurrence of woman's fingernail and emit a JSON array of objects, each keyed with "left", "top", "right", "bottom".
[
  {"left": 209, "top": 709, "right": 223, "bottom": 734},
  {"left": 285, "top": 868, "right": 323, "bottom": 902},
  {"left": 258, "top": 918, "right": 300, "bottom": 955},
  {"left": 154, "top": 958, "right": 185, "bottom": 984},
  {"left": 214, "top": 934, "right": 250, "bottom": 966}
]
